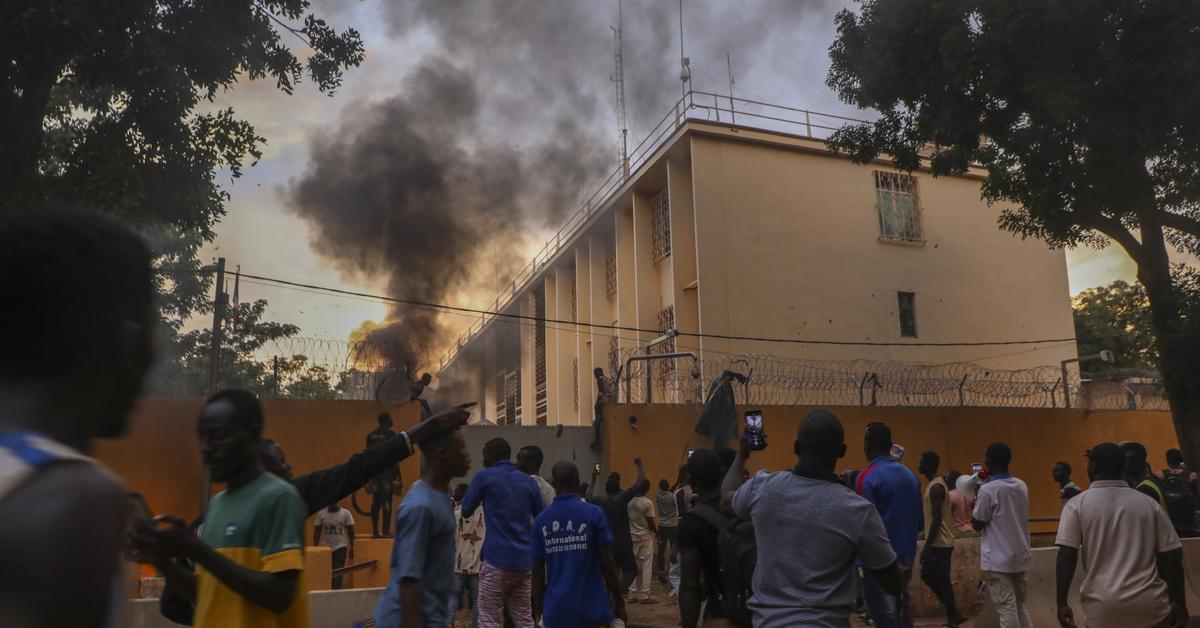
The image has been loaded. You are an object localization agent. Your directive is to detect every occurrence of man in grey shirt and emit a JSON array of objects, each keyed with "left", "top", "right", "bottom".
[{"left": 723, "top": 410, "right": 903, "bottom": 627}]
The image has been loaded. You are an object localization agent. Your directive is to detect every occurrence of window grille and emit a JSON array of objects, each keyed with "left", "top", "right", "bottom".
[
  {"left": 874, "top": 171, "right": 924, "bottom": 241},
  {"left": 655, "top": 305, "right": 677, "bottom": 377},
  {"left": 605, "top": 245, "right": 617, "bottom": 295},
  {"left": 572, "top": 358, "right": 579, "bottom": 413},
  {"left": 651, "top": 188, "right": 671, "bottom": 261}
]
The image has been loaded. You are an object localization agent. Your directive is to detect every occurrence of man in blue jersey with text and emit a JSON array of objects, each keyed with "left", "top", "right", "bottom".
[{"left": 533, "top": 461, "right": 628, "bottom": 628}]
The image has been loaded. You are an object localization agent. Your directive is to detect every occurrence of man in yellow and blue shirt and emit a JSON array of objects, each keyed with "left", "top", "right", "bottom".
[{"left": 134, "top": 389, "right": 308, "bottom": 628}]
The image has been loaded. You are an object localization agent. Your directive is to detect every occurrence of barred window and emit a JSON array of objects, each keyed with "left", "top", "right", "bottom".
[
  {"left": 605, "top": 245, "right": 617, "bottom": 295},
  {"left": 898, "top": 291, "right": 918, "bottom": 337},
  {"left": 655, "top": 305, "right": 677, "bottom": 375},
  {"left": 651, "top": 188, "right": 671, "bottom": 261},
  {"left": 874, "top": 171, "right": 923, "bottom": 242}
]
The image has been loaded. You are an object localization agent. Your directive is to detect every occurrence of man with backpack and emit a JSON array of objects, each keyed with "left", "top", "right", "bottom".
[
  {"left": 677, "top": 449, "right": 734, "bottom": 627},
  {"left": 1156, "top": 448, "right": 1198, "bottom": 538},
  {"left": 721, "top": 410, "right": 903, "bottom": 628}
]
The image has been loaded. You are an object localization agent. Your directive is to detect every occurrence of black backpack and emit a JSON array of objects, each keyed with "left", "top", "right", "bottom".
[
  {"left": 1160, "top": 470, "right": 1197, "bottom": 530},
  {"left": 687, "top": 503, "right": 756, "bottom": 628}
]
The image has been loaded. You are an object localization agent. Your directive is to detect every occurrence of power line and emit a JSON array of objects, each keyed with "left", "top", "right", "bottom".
[{"left": 162, "top": 268, "right": 1118, "bottom": 348}]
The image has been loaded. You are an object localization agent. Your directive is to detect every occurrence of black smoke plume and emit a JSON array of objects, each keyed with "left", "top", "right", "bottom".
[{"left": 287, "top": 1, "right": 840, "bottom": 373}]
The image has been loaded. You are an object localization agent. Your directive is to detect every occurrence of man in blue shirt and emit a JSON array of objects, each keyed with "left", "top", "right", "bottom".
[
  {"left": 533, "top": 461, "right": 628, "bottom": 628},
  {"left": 856, "top": 422, "right": 922, "bottom": 628},
  {"left": 462, "top": 438, "right": 545, "bottom": 628},
  {"left": 373, "top": 422, "right": 471, "bottom": 627}
]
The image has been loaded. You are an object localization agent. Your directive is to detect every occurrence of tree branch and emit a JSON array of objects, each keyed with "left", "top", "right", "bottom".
[
  {"left": 1159, "top": 212, "right": 1200, "bottom": 241},
  {"left": 1077, "top": 213, "right": 1144, "bottom": 264}
]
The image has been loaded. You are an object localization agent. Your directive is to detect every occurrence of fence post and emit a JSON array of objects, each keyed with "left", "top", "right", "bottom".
[{"left": 958, "top": 374, "right": 969, "bottom": 406}]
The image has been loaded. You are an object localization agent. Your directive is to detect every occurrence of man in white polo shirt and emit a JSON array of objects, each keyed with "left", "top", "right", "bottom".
[
  {"left": 971, "top": 442, "right": 1032, "bottom": 628},
  {"left": 1055, "top": 442, "right": 1188, "bottom": 628}
]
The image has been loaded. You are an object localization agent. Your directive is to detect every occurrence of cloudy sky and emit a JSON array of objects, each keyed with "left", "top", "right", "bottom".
[{"left": 198, "top": 0, "right": 1137, "bottom": 352}]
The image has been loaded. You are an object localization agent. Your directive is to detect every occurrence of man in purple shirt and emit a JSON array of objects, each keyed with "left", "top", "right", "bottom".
[
  {"left": 462, "top": 438, "right": 544, "bottom": 628},
  {"left": 856, "top": 422, "right": 922, "bottom": 628}
]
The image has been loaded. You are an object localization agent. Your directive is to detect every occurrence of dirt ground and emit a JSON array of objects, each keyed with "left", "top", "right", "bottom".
[{"left": 448, "top": 579, "right": 975, "bottom": 628}]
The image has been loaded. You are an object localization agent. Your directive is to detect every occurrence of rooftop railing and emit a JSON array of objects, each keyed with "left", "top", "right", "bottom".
[{"left": 439, "top": 91, "right": 869, "bottom": 370}]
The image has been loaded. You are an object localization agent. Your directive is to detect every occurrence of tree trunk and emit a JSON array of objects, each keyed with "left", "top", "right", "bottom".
[{"left": 1137, "top": 225, "right": 1200, "bottom": 474}]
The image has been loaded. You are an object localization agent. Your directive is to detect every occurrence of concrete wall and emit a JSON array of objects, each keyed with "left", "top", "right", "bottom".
[
  {"left": 93, "top": 398, "right": 423, "bottom": 530},
  {"left": 440, "top": 119, "right": 1078, "bottom": 426},
  {"left": 122, "top": 587, "right": 385, "bottom": 628},
  {"left": 602, "top": 404, "right": 1182, "bottom": 532},
  {"left": 687, "top": 129, "right": 1076, "bottom": 369},
  {"left": 458, "top": 424, "right": 598, "bottom": 484}
]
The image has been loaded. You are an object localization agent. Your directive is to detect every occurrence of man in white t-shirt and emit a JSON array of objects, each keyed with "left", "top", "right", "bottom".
[
  {"left": 627, "top": 484, "right": 658, "bottom": 603},
  {"left": 314, "top": 503, "right": 355, "bottom": 589},
  {"left": 517, "top": 445, "right": 556, "bottom": 508},
  {"left": 1055, "top": 442, "right": 1188, "bottom": 628},
  {"left": 971, "top": 442, "right": 1032, "bottom": 628}
]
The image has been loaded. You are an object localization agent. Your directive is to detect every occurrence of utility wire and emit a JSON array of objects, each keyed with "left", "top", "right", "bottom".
[{"left": 161, "top": 268, "right": 1119, "bottom": 348}]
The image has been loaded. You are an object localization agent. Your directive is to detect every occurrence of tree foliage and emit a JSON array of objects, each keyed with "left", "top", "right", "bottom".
[
  {"left": 1, "top": 0, "right": 364, "bottom": 398},
  {"left": 1072, "top": 280, "right": 1158, "bottom": 376},
  {"left": 826, "top": 1, "right": 1200, "bottom": 458}
]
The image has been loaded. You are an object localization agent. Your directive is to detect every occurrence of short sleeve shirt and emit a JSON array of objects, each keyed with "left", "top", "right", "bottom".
[
  {"left": 1055, "top": 480, "right": 1181, "bottom": 628},
  {"left": 627, "top": 496, "right": 656, "bottom": 539},
  {"left": 532, "top": 474, "right": 556, "bottom": 508},
  {"left": 374, "top": 481, "right": 457, "bottom": 627},
  {"left": 856, "top": 456, "right": 923, "bottom": 567},
  {"left": 195, "top": 472, "right": 308, "bottom": 628},
  {"left": 732, "top": 469, "right": 896, "bottom": 628},
  {"left": 315, "top": 508, "right": 355, "bottom": 551},
  {"left": 972, "top": 474, "right": 1032, "bottom": 573},
  {"left": 461, "top": 461, "right": 544, "bottom": 571},
  {"left": 657, "top": 490, "right": 680, "bottom": 528},
  {"left": 532, "top": 494, "right": 616, "bottom": 627},
  {"left": 454, "top": 505, "right": 485, "bottom": 575}
]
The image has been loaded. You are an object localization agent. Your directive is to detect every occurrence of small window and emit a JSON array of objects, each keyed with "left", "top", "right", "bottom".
[
  {"left": 898, "top": 292, "right": 917, "bottom": 337},
  {"left": 874, "top": 171, "right": 923, "bottom": 241},
  {"left": 650, "top": 188, "right": 672, "bottom": 261}
]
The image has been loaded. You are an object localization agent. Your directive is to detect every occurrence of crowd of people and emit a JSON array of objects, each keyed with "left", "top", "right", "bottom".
[{"left": 0, "top": 210, "right": 1195, "bottom": 628}]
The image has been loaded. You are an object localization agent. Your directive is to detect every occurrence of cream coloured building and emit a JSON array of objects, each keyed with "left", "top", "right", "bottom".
[{"left": 435, "top": 95, "right": 1077, "bottom": 426}]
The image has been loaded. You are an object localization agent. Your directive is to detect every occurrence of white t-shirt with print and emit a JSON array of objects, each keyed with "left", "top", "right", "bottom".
[{"left": 315, "top": 507, "right": 355, "bottom": 551}]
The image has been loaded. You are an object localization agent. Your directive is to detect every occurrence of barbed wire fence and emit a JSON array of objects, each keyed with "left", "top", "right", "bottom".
[
  {"left": 188, "top": 335, "right": 1173, "bottom": 411},
  {"left": 614, "top": 348, "right": 1170, "bottom": 411}
]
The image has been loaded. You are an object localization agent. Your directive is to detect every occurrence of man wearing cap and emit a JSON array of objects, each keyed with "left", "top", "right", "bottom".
[{"left": 1056, "top": 443, "right": 1188, "bottom": 628}]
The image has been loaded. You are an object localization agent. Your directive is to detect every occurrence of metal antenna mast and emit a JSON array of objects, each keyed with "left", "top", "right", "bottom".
[
  {"left": 679, "top": 0, "right": 690, "bottom": 97},
  {"left": 612, "top": 0, "right": 629, "bottom": 178}
]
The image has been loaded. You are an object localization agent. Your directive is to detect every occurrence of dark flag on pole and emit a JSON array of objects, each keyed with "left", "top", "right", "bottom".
[{"left": 695, "top": 369, "right": 747, "bottom": 450}]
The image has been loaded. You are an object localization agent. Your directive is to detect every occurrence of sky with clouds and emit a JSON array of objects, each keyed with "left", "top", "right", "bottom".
[{"left": 197, "top": 0, "right": 1139, "bottom": 348}]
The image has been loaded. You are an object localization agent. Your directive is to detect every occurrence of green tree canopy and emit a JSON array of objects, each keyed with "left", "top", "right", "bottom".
[
  {"left": 1072, "top": 280, "right": 1158, "bottom": 376},
  {"left": 2, "top": 1, "right": 364, "bottom": 398},
  {"left": 827, "top": 0, "right": 1200, "bottom": 466}
]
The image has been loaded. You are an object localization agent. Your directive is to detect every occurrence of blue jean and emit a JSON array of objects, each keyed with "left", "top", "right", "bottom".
[
  {"left": 450, "top": 572, "right": 480, "bottom": 628},
  {"left": 862, "top": 568, "right": 901, "bottom": 628}
]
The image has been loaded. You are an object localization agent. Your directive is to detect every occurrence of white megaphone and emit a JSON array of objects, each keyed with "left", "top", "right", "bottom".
[{"left": 956, "top": 472, "right": 982, "bottom": 499}]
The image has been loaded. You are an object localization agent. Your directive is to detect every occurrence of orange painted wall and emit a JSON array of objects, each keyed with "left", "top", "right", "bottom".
[
  {"left": 603, "top": 404, "right": 1181, "bottom": 530},
  {"left": 93, "top": 397, "right": 423, "bottom": 535}
]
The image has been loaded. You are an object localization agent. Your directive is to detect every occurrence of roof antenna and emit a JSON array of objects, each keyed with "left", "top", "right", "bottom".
[
  {"left": 679, "top": 0, "right": 690, "bottom": 98},
  {"left": 726, "top": 51, "right": 736, "bottom": 125},
  {"left": 611, "top": 0, "right": 629, "bottom": 179}
]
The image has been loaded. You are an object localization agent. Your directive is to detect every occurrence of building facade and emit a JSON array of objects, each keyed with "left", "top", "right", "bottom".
[{"left": 436, "top": 106, "right": 1077, "bottom": 426}]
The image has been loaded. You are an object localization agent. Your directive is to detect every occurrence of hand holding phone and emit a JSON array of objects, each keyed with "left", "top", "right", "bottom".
[{"left": 744, "top": 410, "right": 766, "bottom": 451}]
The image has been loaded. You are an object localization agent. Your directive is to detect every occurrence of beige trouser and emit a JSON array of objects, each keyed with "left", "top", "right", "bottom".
[
  {"left": 628, "top": 534, "right": 654, "bottom": 596},
  {"left": 984, "top": 571, "right": 1032, "bottom": 628}
]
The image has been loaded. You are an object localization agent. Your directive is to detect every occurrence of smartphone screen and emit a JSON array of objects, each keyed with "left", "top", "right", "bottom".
[
  {"left": 744, "top": 410, "right": 766, "bottom": 450},
  {"left": 687, "top": 449, "right": 696, "bottom": 459},
  {"left": 971, "top": 463, "right": 983, "bottom": 475}
]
